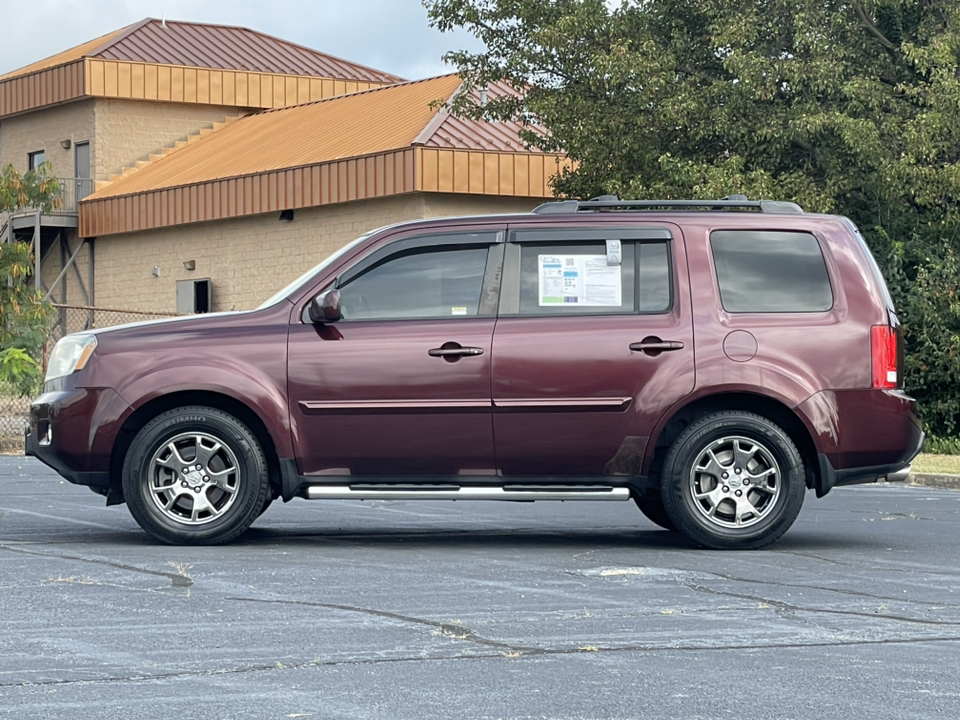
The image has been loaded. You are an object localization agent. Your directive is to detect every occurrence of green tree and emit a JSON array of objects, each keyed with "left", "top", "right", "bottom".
[
  {"left": 426, "top": 0, "right": 960, "bottom": 437},
  {"left": 0, "top": 163, "right": 59, "bottom": 396}
]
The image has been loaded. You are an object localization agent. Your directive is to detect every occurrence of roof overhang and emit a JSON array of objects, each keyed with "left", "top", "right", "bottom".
[
  {"left": 0, "top": 57, "right": 394, "bottom": 119},
  {"left": 79, "top": 147, "right": 570, "bottom": 237}
]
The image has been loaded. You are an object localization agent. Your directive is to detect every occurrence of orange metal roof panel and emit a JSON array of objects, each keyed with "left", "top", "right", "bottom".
[
  {"left": 98, "top": 19, "right": 403, "bottom": 83},
  {"left": 0, "top": 22, "right": 138, "bottom": 80},
  {"left": 420, "top": 81, "right": 546, "bottom": 152},
  {"left": 1, "top": 18, "right": 402, "bottom": 84},
  {"left": 88, "top": 74, "right": 464, "bottom": 199}
]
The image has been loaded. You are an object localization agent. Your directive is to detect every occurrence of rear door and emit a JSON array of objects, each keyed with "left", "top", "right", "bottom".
[{"left": 491, "top": 222, "right": 695, "bottom": 476}]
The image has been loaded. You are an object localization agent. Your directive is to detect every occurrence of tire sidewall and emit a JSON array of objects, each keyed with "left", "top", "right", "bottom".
[
  {"left": 122, "top": 406, "right": 268, "bottom": 545},
  {"left": 661, "top": 413, "right": 805, "bottom": 549}
]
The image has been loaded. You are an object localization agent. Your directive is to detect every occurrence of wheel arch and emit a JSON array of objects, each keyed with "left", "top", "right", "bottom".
[
  {"left": 108, "top": 391, "right": 282, "bottom": 506},
  {"left": 645, "top": 392, "right": 820, "bottom": 491}
]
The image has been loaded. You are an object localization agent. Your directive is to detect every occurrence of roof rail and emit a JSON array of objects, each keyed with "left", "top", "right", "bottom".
[{"left": 532, "top": 195, "right": 804, "bottom": 215}]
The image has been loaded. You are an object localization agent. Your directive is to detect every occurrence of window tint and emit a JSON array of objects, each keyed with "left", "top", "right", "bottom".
[
  {"left": 338, "top": 246, "right": 488, "bottom": 320},
  {"left": 711, "top": 231, "right": 832, "bottom": 313},
  {"left": 638, "top": 242, "right": 671, "bottom": 312},
  {"left": 515, "top": 241, "right": 671, "bottom": 315}
]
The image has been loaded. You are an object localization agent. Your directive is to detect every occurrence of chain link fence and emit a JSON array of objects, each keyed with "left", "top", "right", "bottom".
[{"left": 0, "top": 304, "right": 181, "bottom": 452}]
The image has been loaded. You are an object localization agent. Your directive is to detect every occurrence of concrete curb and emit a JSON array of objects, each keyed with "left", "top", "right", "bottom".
[{"left": 908, "top": 473, "right": 960, "bottom": 491}]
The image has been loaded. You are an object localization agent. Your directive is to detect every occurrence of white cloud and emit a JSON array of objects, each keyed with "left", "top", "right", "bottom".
[{"left": 0, "top": 0, "right": 485, "bottom": 80}]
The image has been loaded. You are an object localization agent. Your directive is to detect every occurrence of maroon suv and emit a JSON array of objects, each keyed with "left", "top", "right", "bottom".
[{"left": 26, "top": 197, "right": 923, "bottom": 549}]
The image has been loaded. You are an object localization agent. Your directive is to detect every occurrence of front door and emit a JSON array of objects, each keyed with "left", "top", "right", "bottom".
[
  {"left": 491, "top": 222, "right": 696, "bottom": 477},
  {"left": 288, "top": 229, "right": 504, "bottom": 477}
]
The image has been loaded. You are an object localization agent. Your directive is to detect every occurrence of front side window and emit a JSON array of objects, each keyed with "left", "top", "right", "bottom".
[
  {"left": 711, "top": 230, "right": 833, "bottom": 313},
  {"left": 515, "top": 240, "right": 671, "bottom": 315},
  {"left": 28, "top": 150, "right": 46, "bottom": 170},
  {"left": 338, "top": 245, "right": 490, "bottom": 321}
]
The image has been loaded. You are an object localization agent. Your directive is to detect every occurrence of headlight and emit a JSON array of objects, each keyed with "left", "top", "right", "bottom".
[{"left": 46, "top": 334, "right": 98, "bottom": 382}]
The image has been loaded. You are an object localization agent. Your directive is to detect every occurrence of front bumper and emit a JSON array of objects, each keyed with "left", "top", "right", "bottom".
[{"left": 25, "top": 385, "right": 131, "bottom": 491}]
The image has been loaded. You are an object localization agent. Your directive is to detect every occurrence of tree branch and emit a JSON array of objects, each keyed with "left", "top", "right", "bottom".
[{"left": 853, "top": 4, "right": 899, "bottom": 56}]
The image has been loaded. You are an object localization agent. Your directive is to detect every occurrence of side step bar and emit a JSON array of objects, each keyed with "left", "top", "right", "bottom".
[{"left": 305, "top": 485, "right": 631, "bottom": 501}]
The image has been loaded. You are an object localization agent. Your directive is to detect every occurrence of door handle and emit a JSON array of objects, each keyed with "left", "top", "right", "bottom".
[
  {"left": 428, "top": 346, "right": 484, "bottom": 358},
  {"left": 629, "top": 338, "right": 684, "bottom": 357}
]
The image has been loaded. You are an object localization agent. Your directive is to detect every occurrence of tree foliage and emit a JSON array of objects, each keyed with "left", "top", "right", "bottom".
[
  {"left": 0, "top": 163, "right": 59, "bottom": 396},
  {"left": 426, "top": 0, "right": 960, "bottom": 437}
]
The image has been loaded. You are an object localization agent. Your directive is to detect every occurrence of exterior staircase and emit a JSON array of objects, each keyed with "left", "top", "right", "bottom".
[{"left": 94, "top": 114, "right": 245, "bottom": 192}]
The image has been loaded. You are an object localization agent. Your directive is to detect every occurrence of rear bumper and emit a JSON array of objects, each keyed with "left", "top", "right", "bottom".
[
  {"left": 817, "top": 443, "right": 922, "bottom": 497},
  {"left": 799, "top": 388, "right": 923, "bottom": 497},
  {"left": 24, "top": 385, "right": 131, "bottom": 491}
]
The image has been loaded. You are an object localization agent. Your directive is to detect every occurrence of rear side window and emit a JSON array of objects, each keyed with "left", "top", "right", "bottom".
[
  {"left": 711, "top": 230, "right": 833, "bottom": 313},
  {"left": 515, "top": 241, "right": 671, "bottom": 315}
]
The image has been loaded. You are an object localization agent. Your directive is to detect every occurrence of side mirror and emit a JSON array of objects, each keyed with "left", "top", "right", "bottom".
[{"left": 308, "top": 289, "right": 342, "bottom": 323}]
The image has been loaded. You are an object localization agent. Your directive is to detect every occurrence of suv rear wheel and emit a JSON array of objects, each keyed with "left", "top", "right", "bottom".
[
  {"left": 121, "top": 406, "right": 270, "bottom": 545},
  {"left": 660, "top": 411, "right": 805, "bottom": 549}
]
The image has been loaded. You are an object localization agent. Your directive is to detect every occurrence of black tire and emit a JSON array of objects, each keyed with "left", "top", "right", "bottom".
[
  {"left": 660, "top": 411, "right": 805, "bottom": 550},
  {"left": 634, "top": 495, "right": 677, "bottom": 531},
  {"left": 121, "top": 406, "right": 270, "bottom": 545}
]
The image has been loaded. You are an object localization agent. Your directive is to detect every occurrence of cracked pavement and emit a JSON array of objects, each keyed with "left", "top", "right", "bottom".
[{"left": 1, "top": 456, "right": 960, "bottom": 719}]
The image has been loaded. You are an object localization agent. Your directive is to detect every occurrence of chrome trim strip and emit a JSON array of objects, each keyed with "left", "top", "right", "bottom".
[
  {"left": 299, "top": 399, "right": 491, "bottom": 413},
  {"left": 493, "top": 397, "right": 632, "bottom": 410},
  {"left": 305, "top": 486, "right": 631, "bottom": 501}
]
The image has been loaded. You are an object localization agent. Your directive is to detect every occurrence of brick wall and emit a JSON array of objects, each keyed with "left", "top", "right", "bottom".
[
  {"left": 91, "top": 192, "right": 543, "bottom": 313},
  {"left": 94, "top": 99, "right": 245, "bottom": 181},
  {"left": 0, "top": 99, "right": 96, "bottom": 177}
]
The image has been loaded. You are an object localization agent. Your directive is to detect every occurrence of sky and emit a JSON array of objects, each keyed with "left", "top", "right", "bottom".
[{"left": 0, "top": 0, "right": 484, "bottom": 80}]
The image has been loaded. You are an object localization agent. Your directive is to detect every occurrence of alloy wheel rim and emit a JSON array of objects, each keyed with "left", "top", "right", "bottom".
[
  {"left": 147, "top": 431, "right": 240, "bottom": 525},
  {"left": 688, "top": 435, "right": 781, "bottom": 529}
]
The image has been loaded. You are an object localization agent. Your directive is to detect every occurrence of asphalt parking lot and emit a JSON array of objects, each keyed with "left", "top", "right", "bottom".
[{"left": 2, "top": 456, "right": 960, "bottom": 719}]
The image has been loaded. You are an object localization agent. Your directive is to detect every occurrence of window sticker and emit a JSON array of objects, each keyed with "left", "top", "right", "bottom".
[
  {"left": 451, "top": 306, "right": 468, "bottom": 316},
  {"left": 538, "top": 254, "right": 622, "bottom": 306}
]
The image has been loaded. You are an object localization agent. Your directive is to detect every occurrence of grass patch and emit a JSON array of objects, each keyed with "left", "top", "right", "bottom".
[
  {"left": 911, "top": 454, "right": 960, "bottom": 476},
  {"left": 0, "top": 434, "right": 24, "bottom": 454}
]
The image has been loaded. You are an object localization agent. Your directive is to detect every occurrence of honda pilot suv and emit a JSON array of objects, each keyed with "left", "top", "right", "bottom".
[{"left": 26, "top": 196, "right": 923, "bottom": 549}]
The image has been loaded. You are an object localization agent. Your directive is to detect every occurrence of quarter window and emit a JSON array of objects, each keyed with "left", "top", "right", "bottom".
[
  {"left": 338, "top": 245, "right": 489, "bottom": 321},
  {"left": 711, "top": 230, "right": 833, "bottom": 313}
]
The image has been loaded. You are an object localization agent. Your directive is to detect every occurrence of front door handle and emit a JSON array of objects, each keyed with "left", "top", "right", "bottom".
[{"left": 428, "top": 343, "right": 484, "bottom": 361}]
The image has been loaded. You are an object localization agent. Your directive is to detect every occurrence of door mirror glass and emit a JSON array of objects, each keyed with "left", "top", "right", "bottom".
[{"left": 309, "top": 290, "right": 342, "bottom": 323}]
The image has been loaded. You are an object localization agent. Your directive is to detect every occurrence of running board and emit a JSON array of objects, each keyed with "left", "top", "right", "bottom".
[{"left": 304, "top": 485, "right": 631, "bottom": 501}]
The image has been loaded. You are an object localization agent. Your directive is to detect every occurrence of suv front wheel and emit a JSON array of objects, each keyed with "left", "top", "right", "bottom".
[
  {"left": 660, "top": 411, "right": 805, "bottom": 550},
  {"left": 121, "top": 406, "right": 270, "bottom": 545}
]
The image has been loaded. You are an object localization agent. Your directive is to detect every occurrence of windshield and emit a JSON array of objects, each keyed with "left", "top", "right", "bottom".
[{"left": 256, "top": 231, "right": 375, "bottom": 309}]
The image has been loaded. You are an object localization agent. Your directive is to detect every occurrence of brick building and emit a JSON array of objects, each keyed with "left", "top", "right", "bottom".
[{"left": 0, "top": 18, "right": 567, "bottom": 317}]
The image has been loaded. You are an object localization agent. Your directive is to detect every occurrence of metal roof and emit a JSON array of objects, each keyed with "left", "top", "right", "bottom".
[
  {"left": 0, "top": 22, "right": 135, "bottom": 80},
  {"left": 88, "top": 75, "right": 466, "bottom": 199},
  {"left": 418, "top": 81, "right": 545, "bottom": 152},
  {"left": 0, "top": 18, "right": 403, "bottom": 84}
]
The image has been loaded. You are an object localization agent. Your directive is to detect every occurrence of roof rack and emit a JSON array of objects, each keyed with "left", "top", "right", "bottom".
[{"left": 532, "top": 194, "right": 804, "bottom": 215}]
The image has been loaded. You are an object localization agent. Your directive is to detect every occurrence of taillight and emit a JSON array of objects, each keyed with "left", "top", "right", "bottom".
[{"left": 871, "top": 325, "right": 898, "bottom": 389}]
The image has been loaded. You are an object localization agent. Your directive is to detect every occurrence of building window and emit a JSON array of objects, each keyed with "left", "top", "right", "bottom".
[{"left": 28, "top": 151, "right": 46, "bottom": 170}]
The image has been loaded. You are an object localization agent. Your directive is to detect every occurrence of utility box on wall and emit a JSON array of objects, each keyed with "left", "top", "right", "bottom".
[{"left": 176, "top": 278, "right": 212, "bottom": 314}]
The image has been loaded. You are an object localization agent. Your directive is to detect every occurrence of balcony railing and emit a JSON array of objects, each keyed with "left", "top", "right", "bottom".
[
  {"left": 0, "top": 178, "right": 94, "bottom": 234},
  {"left": 49, "top": 177, "right": 95, "bottom": 215}
]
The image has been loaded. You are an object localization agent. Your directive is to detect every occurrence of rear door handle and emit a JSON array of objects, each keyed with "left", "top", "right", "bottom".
[
  {"left": 428, "top": 345, "right": 484, "bottom": 358},
  {"left": 629, "top": 339, "right": 684, "bottom": 356}
]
